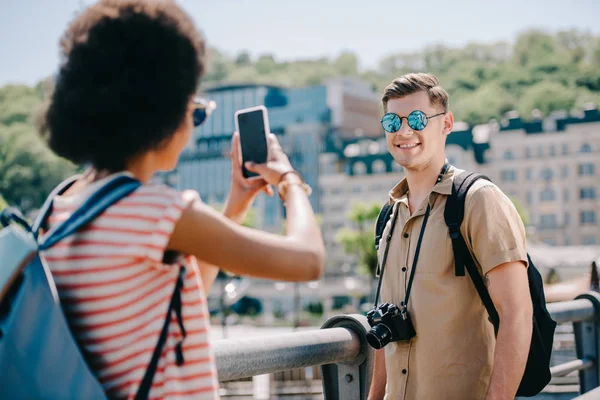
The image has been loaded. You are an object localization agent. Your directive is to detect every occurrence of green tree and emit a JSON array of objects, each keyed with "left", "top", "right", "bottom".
[
  {"left": 336, "top": 202, "right": 382, "bottom": 279},
  {"left": 0, "top": 194, "right": 7, "bottom": 212},
  {"left": 334, "top": 51, "right": 359, "bottom": 75},
  {"left": 519, "top": 81, "right": 577, "bottom": 117},
  {"left": 0, "top": 122, "right": 75, "bottom": 213}
]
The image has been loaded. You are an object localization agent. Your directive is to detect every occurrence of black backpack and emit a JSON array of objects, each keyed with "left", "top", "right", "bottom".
[{"left": 374, "top": 171, "right": 557, "bottom": 397}]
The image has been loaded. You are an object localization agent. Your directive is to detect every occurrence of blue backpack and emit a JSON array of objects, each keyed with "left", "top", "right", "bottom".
[{"left": 0, "top": 175, "right": 186, "bottom": 400}]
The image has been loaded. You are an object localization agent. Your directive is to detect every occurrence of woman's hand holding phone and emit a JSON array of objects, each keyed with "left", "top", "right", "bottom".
[
  {"left": 222, "top": 132, "right": 273, "bottom": 224},
  {"left": 244, "top": 133, "right": 297, "bottom": 186}
]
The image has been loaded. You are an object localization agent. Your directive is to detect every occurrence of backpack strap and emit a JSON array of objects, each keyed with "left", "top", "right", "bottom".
[
  {"left": 375, "top": 202, "right": 394, "bottom": 251},
  {"left": 444, "top": 172, "right": 490, "bottom": 277},
  {"left": 31, "top": 175, "right": 81, "bottom": 237},
  {"left": 38, "top": 174, "right": 141, "bottom": 250},
  {"left": 444, "top": 171, "right": 500, "bottom": 332},
  {"left": 135, "top": 265, "right": 187, "bottom": 400},
  {"left": 374, "top": 202, "right": 394, "bottom": 277}
]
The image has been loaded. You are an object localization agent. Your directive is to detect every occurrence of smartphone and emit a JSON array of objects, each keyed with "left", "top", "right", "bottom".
[{"left": 234, "top": 105, "right": 270, "bottom": 178}]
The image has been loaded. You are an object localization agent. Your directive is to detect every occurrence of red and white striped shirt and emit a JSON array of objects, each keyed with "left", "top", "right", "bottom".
[{"left": 42, "top": 174, "right": 220, "bottom": 399}]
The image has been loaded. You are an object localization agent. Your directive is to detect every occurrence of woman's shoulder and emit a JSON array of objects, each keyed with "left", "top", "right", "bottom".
[{"left": 132, "top": 183, "right": 201, "bottom": 207}]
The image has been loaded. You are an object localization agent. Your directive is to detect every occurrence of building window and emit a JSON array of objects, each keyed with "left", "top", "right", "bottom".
[
  {"left": 550, "top": 145, "right": 556, "bottom": 156},
  {"left": 503, "top": 150, "right": 514, "bottom": 160},
  {"left": 561, "top": 166, "right": 569, "bottom": 178},
  {"left": 526, "top": 168, "right": 533, "bottom": 181},
  {"left": 543, "top": 238, "right": 557, "bottom": 246},
  {"left": 580, "top": 187, "right": 597, "bottom": 200},
  {"left": 580, "top": 143, "right": 593, "bottom": 153},
  {"left": 537, "top": 145, "right": 543, "bottom": 157},
  {"left": 540, "top": 189, "right": 556, "bottom": 202},
  {"left": 501, "top": 169, "right": 517, "bottom": 182},
  {"left": 581, "top": 211, "right": 597, "bottom": 225},
  {"left": 331, "top": 187, "right": 343, "bottom": 195},
  {"left": 583, "top": 236, "right": 597, "bottom": 245},
  {"left": 562, "top": 143, "right": 569, "bottom": 155},
  {"left": 579, "top": 163, "right": 595, "bottom": 176},
  {"left": 526, "top": 191, "right": 532, "bottom": 205},
  {"left": 564, "top": 212, "right": 570, "bottom": 227},
  {"left": 565, "top": 237, "right": 572, "bottom": 246},
  {"left": 563, "top": 189, "right": 569, "bottom": 202},
  {"left": 540, "top": 168, "right": 554, "bottom": 181},
  {"left": 353, "top": 162, "right": 367, "bottom": 175},
  {"left": 539, "top": 214, "right": 558, "bottom": 230},
  {"left": 372, "top": 160, "right": 387, "bottom": 174},
  {"left": 525, "top": 146, "right": 532, "bottom": 159},
  {"left": 352, "top": 185, "right": 362, "bottom": 193}
]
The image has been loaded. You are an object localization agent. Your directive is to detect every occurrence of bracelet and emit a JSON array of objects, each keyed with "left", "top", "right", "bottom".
[
  {"left": 277, "top": 180, "right": 312, "bottom": 203},
  {"left": 278, "top": 170, "right": 305, "bottom": 185}
]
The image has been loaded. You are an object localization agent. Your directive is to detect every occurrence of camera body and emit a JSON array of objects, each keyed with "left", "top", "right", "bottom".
[{"left": 366, "top": 302, "right": 416, "bottom": 349}]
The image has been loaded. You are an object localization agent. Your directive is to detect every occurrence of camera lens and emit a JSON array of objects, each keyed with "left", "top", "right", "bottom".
[{"left": 366, "top": 324, "right": 393, "bottom": 349}]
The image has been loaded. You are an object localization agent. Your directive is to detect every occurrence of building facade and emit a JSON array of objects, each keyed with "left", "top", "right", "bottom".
[
  {"left": 479, "top": 106, "right": 600, "bottom": 246},
  {"left": 172, "top": 78, "right": 380, "bottom": 232}
]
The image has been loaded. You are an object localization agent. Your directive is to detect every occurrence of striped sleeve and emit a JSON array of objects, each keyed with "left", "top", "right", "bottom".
[{"left": 139, "top": 187, "right": 200, "bottom": 266}]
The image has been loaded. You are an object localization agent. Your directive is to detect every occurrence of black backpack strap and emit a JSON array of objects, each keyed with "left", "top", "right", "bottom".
[
  {"left": 375, "top": 202, "right": 394, "bottom": 251},
  {"left": 374, "top": 202, "right": 394, "bottom": 278},
  {"left": 444, "top": 172, "right": 499, "bottom": 332},
  {"left": 135, "top": 265, "right": 187, "bottom": 400},
  {"left": 444, "top": 172, "right": 490, "bottom": 277}
]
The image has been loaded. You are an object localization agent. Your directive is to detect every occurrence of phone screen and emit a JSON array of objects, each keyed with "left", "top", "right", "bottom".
[{"left": 238, "top": 109, "right": 268, "bottom": 178}]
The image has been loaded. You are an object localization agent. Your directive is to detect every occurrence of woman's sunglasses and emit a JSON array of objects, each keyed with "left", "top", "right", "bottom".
[
  {"left": 192, "top": 96, "right": 217, "bottom": 127},
  {"left": 381, "top": 110, "right": 445, "bottom": 133}
]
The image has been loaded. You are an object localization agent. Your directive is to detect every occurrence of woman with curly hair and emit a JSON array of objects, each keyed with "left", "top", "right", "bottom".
[{"left": 38, "top": 1, "right": 324, "bottom": 398}]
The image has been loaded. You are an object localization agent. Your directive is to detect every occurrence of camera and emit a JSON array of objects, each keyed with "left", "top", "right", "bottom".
[{"left": 366, "top": 303, "right": 416, "bottom": 349}]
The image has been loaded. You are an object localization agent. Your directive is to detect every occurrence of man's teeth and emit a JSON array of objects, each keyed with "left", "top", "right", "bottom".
[{"left": 398, "top": 143, "right": 419, "bottom": 149}]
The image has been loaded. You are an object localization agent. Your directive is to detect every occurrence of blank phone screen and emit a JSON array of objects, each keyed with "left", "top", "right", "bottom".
[{"left": 238, "top": 109, "right": 268, "bottom": 178}]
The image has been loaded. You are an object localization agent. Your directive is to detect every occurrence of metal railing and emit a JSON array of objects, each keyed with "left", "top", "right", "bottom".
[{"left": 213, "top": 291, "right": 600, "bottom": 399}]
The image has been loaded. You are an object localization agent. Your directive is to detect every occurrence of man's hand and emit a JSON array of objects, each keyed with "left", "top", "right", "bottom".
[{"left": 485, "top": 261, "right": 532, "bottom": 400}]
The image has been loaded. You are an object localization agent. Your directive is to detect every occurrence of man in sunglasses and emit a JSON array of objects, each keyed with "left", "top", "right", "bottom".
[{"left": 368, "top": 73, "right": 531, "bottom": 400}]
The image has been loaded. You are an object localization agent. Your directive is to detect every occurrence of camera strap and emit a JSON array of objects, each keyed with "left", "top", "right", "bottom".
[{"left": 373, "top": 163, "right": 449, "bottom": 308}]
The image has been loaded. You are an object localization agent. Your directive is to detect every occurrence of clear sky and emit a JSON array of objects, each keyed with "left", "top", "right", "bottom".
[{"left": 1, "top": 0, "right": 599, "bottom": 86}]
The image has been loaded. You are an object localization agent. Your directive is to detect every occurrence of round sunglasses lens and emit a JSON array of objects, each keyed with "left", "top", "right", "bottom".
[
  {"left": 407, "top": 111, "right": 427, "bottom": 131},
  {"left": 381, "top": 113, "right": 401, "bottom": 133},
  {"left": 193, "top": 108, "right": 207, "bottom": 127}
]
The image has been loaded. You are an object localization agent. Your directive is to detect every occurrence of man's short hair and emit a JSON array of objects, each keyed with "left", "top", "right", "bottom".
[{"left": 381, "top": 73, "right": 449, "bottom": 113}]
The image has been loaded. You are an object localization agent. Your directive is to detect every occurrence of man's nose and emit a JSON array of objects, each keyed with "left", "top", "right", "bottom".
[{"left": 396, "top": 119, "right": 414, "bottom": 137}]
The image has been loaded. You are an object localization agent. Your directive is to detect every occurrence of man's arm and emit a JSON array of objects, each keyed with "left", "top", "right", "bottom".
[
  {"left": 368, "top": 349, "right": 387, "bottom": 400},
  {"left": 485, "top": 261, "right": 532, "bottom": 400}
]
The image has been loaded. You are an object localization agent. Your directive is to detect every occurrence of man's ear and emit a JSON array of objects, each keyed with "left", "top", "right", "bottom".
[{"left": 443, "top": 111, "right": 454, "bottom": 136}]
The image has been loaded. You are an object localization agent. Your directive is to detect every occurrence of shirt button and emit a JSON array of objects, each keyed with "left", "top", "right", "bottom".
[
  {"left": 402, "top": 369, "right": 407, "bottom": 374},
  {"left": 403, "top": 233, "right": 409, "bottom": 238},
  {"left": 402, "top": 267, "right": 407, "bottom": 272}
]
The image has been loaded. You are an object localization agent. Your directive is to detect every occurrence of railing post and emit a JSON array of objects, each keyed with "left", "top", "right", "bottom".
[
  {"left": 320, "top": 314, "right": 374, "bottom": 400},
  {"left": 574, "top": 292, "right": 600, "bottom": 393}
]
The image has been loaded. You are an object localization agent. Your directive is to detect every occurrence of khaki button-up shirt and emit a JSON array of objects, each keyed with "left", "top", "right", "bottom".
[{"left": 377, "top": 165, "right": 528, "bottom": 400}]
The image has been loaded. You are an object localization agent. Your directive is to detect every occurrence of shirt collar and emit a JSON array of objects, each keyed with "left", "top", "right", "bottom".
[{"left": 388, "top": 163, "right": 458, "bottom": 207}]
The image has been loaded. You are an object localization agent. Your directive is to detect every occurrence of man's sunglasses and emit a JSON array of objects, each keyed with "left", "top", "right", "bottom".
[
  {"left": 192, "top": 96, "right": 217, "bottom": 127},
  {"left": 381, "top": 110, "right": 445, "bottom": 133}
]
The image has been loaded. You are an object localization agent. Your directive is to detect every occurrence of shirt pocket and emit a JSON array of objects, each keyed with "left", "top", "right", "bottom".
[{"left": 410, "top": 209, "right": 451, "bottom": 277}]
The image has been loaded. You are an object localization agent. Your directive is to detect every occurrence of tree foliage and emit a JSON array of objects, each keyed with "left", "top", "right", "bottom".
[
  {"left": 336, "top": 202, "right": 382, "bottom": 279},
  {"left": 200, "top": 29, "right": 600, "bottom": 124},
  {"left": 0, "top": 84, "right": 76, "bottom": 214}
]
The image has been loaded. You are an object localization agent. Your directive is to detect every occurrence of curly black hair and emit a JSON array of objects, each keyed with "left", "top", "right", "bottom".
[{"left": 39, "top": 0, "right": 205, "bottom": 172}]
